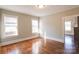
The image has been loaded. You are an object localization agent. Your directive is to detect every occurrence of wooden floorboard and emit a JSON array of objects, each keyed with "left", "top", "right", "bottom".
[
  {"left": 1, "top": 35, "right": 79, "bottom": 54},
  {"left": 1, "top": 38, "right": 64, "bottom": 54}
]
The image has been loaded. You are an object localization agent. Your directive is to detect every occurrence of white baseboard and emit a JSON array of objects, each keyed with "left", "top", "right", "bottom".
[
  {"left": 1, "top": 35, "right": 39, "bottom": 46},
  {"left": 41, "top": 36, "right": 64, "bottom": 43},
  {"left": 0, "top": 35, "right": 64, "bottom": 46},
  {"left": 47, "top": 37, "right": 64, "bottom": 43}
]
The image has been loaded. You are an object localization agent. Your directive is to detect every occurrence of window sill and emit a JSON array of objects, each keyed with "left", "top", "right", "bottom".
[{"left": 2, "top": 35, "right": 18, "bottom": 39}]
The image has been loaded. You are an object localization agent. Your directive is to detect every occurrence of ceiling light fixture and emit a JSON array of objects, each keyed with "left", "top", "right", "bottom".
[{"left": 35, "top": 5, "right": 46, "bottom": 9}]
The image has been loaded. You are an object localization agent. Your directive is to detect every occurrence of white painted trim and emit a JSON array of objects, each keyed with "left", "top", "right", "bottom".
[
  {"left": 47, "top": 37, "right": 64, "bottom": 43},
  {"left": 0, "top": 35, "right": 39, "bottom": 46},
  {"left": 42, "top": 36, "right": 64, "bottom": 43}
]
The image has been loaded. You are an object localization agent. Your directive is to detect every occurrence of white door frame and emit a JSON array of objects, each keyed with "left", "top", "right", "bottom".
[{"left": 62, "top": 15, "right": 78, "bottom": 36}]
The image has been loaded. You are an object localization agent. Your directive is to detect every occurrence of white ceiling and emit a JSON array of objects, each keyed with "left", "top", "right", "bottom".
[{"left": 0, "top": 5, "right": 79, "bottom": 17}]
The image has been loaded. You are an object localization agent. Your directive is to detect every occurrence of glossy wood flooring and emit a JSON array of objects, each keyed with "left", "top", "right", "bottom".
[
  {"left": 64, "top": 35, "right": 79, "bottom": 54},
  {"left": 1, "top": 35, "right": 79, "bottom": 54},
  {"left": 1, "top": 38, "right": 64, "bottom": 54}
]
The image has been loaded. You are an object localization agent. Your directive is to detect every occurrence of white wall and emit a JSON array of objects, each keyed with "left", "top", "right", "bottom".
[
  {"left": 40, "top": 15, "right": 64, "bottom": 42},
  {"left": 0, "top": 9, "right": 1, "bottom": 43},
  {"left": 40, "top": 7, "right": 79, "bottom": 43},
  {"left": 0, "top": 9, "right": 39, "bottom": 43},
  {"left": 63, "top": 16, "right": 78, "bottom": 35}
]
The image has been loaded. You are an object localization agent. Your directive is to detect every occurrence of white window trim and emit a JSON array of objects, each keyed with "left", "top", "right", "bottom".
[
  {"left": 32, "top": 19, "right": 39, "bottom": 34},
  {"left": 1, "top": 14, "right": 18, "bottom": 39},
  {"left": 65, "top": 21, "right": 72, "bottom": 31}
]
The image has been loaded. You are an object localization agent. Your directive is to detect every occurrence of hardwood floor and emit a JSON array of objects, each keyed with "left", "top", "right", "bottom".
[
  {"left": 1, "top": 38, "right": 64, "bottom": 54},
  {"left": 64, "top": 35, "right": 79, "bottom": 54},
  {"left": 1, "top": 35, "right": 79, "bottom": 54}
]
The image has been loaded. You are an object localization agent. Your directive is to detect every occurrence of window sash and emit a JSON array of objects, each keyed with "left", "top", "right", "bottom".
[
  {"left": 65, "top": 21, "right": 72, "bottom": 31},
  {"left": 3, "top": 15, "right": 18, "bottom": 37},
  {"left": 32, "top": 20, "right": 39, "bottom": 33}
]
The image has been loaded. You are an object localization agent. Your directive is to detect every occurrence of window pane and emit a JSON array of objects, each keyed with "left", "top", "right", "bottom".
[
  {"left": 4, "top": 15, "right": 18, "bottom": 37},
  {"left": 32, "top": 20, "right": 39, "bottom": 33},
  {"left": 65, "top": 21, "right": 72, "bottom": 31}
]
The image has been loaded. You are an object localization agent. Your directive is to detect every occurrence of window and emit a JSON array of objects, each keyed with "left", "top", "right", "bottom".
[
  {"left": 32, "top": 20, "right": 39, "bottom": 33},
  {"left": 3, "top": 15, "right": 18, "bottom": 37},
  {"left": 65, "top": 21, "right": 72, "bottom": 31}
]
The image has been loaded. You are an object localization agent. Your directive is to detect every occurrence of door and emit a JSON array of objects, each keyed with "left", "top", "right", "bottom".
[
  {"left": 65, "top": 20, "right": 73, "bottom": 35},
  {"left": 64, "top": 16, "right": 77, "bottom": 35},
  {"left": 63, "top": 16, "right": 78, "bottom": 53}
]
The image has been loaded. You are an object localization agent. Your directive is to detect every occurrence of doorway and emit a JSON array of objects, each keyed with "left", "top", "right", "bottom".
[{"left": 63, "top": 16, "right": 77, "bottom": 53}]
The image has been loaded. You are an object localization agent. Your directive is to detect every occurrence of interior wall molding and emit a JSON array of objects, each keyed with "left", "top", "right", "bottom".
[
  {"left": 40, "top": 36, "right": 64, "bottom": 43},
  {"left": 0, "top": 35, "right": 39, "bottom": 46}
]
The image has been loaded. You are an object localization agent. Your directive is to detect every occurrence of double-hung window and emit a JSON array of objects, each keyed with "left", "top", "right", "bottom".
[
  {"left": 32, "top": 20, "right": 39, "bottom": 33},
  {"left": 3, "top": 14, "right": 18, "bottom": 38},
  {"left": 65, "top": 21, "right": 72, "bottom": 31}
]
